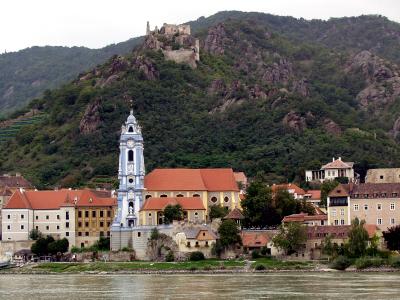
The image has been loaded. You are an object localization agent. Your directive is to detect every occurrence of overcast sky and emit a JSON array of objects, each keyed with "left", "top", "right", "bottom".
[{"left": 2, "top": 0, "right": 400, "bottom": 52}]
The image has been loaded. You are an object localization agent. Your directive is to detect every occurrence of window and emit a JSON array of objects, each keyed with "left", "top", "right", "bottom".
[
  {"left": 334, "top": 220, "right": 339, "bottom": 225},
  {"left": 57, "top": 215, "right": 60, "bottom": 220},
  {"left": 381, "top": 193, "right": 387, "bottom": 197},
  {"left": 380, "top": 175, "right": 384, "bottom": 179},
  {"left": 391, "top": 218, "right": 396, "bottom": 225},
  {"left": 128, "top": 178, "right": 134, "bottom": 184},
  {"left": 100, "top": 222, "right": 104, "bottom": 227},
  {"left": 85, "top": 222, "right": 89, "bottom": 227},
  {"left": 195, "top": 241, "right": 199, "bottom": 247},
  {"left": 66, "top": 211, "right": 69, "bottom": 220},
  {"left": 46, "top": 226, "right": 49, "bottom": 230},
  {"left": 332, "top": 209, "right": 337, "bottom": 217},
  {"left": 354, "top": 204, "right": 359, "bottom": 211},
  {"left": 138, "top": 232, "right": 141, "bottom": 237},
  {"left": 107, "top": 211, "right": 111, "bottom": 218},
  {"left": 205, "top": 241, "right": 209, "bottom": 247},
  {"left": 203, "top": 232, "right": 206, "bottom": 236},
  {"left": 46, "top": 215, "right": 49, "bottom": 220},
  {"left": 92, "top": 211, "right": 96, "bottom": 218},
  {"left": 390, "top": 203, "right": 396, "bottom": 211},
  {"left": 354, "top": 194, "right": 359, "bottom": 198},
  {"left": 160, "top": 194, "right": 167, "bottom": 198},
  {"left": 128, "top": 150, "right": 134, "bottom": 162},
  {"left": 107, "top": 231, "right": 110, "bottom": 237},
  {"left": 100, "top": 211, "right": 104, "bottom": 218},
  {"left": 7, "top": 225, "right": 10, "bottom": 230},
  {"left": 377, "top": 218, "right": 382, "bottom": 225},
  {"left": 85, "top": 232, "right": 89, "bottom": 237},
  {"left": 56, "top": 225, "right": 60, "bottom": 230},
  {"left": 81, "top": 243, "right": 84, "bottom": 248},
  {"left": 187, "top": 242, "right": 191, "bottom": 247},
  {"left": 211, "top": 196, "right": 217, "bottom": 203},
  {"left": 364, "top": 204, "right": 368, "bottom": 210},
  {"left": 340, "top": 219, "right": 345, "bottom": 225},
  {"left": 35, "top": 226, "right": 38, "bottom": 230},
  {"left": 224, "top": 196, "right": 229, "bottom": 203},
  {"left": 176, "top": 194, "right": 184, "bottom": 197},
  {"left": 66, "top": 222, "right": 69, "bottom": 228},
  {"left": 78, "top": 232, "right": 82, "bottom": 237},
  {"left": 21, "top": 214, "right": 24, "bottom": 219},
  {"left": 35, "top": 215, "right": 38, "bottom": 220},
  {"left": 340, "top": 208, "right": 344, "bottom": 216},
  {"left": 377, "top": 203, "right": 382, "bottom": 210},
  {"left": 364, "top": 194, "right": 369, "bottom": 198},
  {"left": 20, "top": 225, "right": 24, "bottom": 230},
  {"left": 78, "top": 222, "right": 82, "bottom": 227},
  {"left": 145, "top": 195, "right": 152, "bottom": 199},
  {"left": 128, "top": 126, "right": 133, "bottom": 133},
  {"left": 66, "top": 232, "right": 69, "bottom": 237},
  {"left": 393, "top": 193, "right": 398, "bottom": 197},
  {"left": 85, "top": 211, "right": 89, "bottom": 218},
  {"left": 148, "top": 213, "right": 152, "bottom": 217},
  {"left": 193, "top": 194, "right": 200, "bottom": 197},
  {"left": 7, "top": 215, "right": 10, "bottom": 219},
  {"left": 78, "top": 211, "right": 82, "bottom": 218},
  {"left": 194, "top": 212, "right": 198, "bottom": 216}
]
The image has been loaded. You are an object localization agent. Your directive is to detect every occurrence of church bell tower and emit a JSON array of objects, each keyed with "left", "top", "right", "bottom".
[{"left": 112, "top": 109, "right": 145, "bottom": 228}]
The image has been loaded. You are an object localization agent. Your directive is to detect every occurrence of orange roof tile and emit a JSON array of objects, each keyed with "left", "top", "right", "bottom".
[
  {"left": 305, "top": 190, "right": 321, "bottom": 200},
  {"left": 140, "top": 197, "right": 205, "bottom": 211},
  {"left": 282, "top": 213, "right": 327, "bottom": 223},
  {"left": 272, "top": 183, "right": 305, "bottom": 195},
  {"left": 328, "top": 184, "right": 350, "bottom": 197},
  {"left": 4, "top": 189, "right": 116, "bottom": 210},
  {"left": 307, "top": 224, "right": 377, "bottom": 239},
  {"left": 241, "top": 231, "right": 269, "bottom": 248},
  {"left": 144, "top": 168, "right": 239, "bottom": 191},
  {"left": 321, "top": 158, "right": 353, "bottom": 169},
  {"left": 233, "top": 172, "right": 247, "bottom": 185},
  {"left": 225, "top": 208, "right": 244, "bottom": 220}
]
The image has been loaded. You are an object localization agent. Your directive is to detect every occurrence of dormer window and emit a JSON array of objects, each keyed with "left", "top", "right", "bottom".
[
  {"left": 381, "top": 193, "right": 387, "bottom": 197},
  {"left": 392, "top": 193, "right": 398, "bottom": 197},
  {"left": 373, "top": 193, "right": 378, "bottom": 198},
  {"left": 364, "top": 194, "right": 369, "bottom": 198}
]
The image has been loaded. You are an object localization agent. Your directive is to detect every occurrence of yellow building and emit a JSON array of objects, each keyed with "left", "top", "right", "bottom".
[
  {"left": 139, "top": 197, "right": 206, "bottom": 226},
  {"left": 143, "top": 168, "right": 241, "bottom": 219}
]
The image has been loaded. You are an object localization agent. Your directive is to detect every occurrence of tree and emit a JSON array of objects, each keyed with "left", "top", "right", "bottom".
[
  {"left": 31, "top": 235, "right": 57, "bottom": 256},
  {"left": 320, "top": 180, "right": 339, "bottom": 207},
  {"left": 383, "top": 225, "right": 400, "bottom": 251},
  {"left": 347, "top": 218, "right": 369, "bottom": 257},
  {"left": 29, "top": 228, "right": 42, "bottom": 240},
  {"left": 274, "top": 189, "right": 297, "bottom": 218},
  {"left": 218, "top": 219, "right": 242, "bottom": 248},
  {"left": 241, "top": 181, "right": 280, "bottom": 227},
  {"left": 209, "top": 205, "right": 228, "bottom": 221},
  {"left": 163, "top": 204, "right": 183, "bottom": 224},
  {"left": 272, "top": 222, "right": 307, "bottom": 255},
  {"left": 48, "top": 238, "right": 69, "bottom": 255},
  {"left": 96, "top": 237, "right": 110, "bottom": 251}
]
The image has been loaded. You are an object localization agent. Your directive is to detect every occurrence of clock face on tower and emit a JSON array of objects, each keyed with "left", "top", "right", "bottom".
[{"left": 127, "top": 140, "right": 134, "bottom": 147}]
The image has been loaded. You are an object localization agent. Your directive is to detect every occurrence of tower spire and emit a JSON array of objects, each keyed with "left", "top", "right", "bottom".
[{"left": 146, "top": 21, "right": 150, "bottom": 35}]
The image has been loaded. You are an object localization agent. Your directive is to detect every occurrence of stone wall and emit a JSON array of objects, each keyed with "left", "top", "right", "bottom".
[
  {"left": 0, "top": 240, "right": 34, "bottom": 260},
  {"left": 162, "top": 49, "right": 197, "bottom": 69}
]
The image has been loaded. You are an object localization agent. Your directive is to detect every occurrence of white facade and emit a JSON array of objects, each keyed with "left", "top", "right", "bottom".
[{"left": 305, "top": 157, "right": 355, "bottom": 183}]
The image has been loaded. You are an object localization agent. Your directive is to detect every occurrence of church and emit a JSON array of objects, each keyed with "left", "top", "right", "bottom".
[{"left": 110, "top": 110, "right": 242, "bottom": 252}]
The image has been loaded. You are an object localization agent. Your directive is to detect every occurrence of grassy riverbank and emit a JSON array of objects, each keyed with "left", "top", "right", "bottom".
[{"left": 1, "top": 258, "right": 318, "bottom": 274}]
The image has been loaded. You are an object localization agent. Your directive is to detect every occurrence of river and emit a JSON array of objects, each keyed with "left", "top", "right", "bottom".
[{"left": 0, "top": 272, "right": 399, "bottom": 299}]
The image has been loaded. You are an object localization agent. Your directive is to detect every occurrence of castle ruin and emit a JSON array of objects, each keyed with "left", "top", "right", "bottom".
[{"left": 144, "top": 22, "right": 200, "bottom": 68}]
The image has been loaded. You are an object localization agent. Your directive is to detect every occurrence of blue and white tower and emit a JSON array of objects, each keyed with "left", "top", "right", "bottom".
[{"left": 113, "top": 109, "right": 145, "bottom": 228}]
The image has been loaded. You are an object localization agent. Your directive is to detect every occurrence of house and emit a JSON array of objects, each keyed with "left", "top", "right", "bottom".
[
  {"left": 327, "top": 183, "right": 400, "bottom": 230},
  {"left": 305, "top": 157, "right": 356, "bottom": 183},
  {"left": 282, "top": 213, "right": 327, "bottom": 226},
  {"left": 303, "top": 190, "right": 321, "bottom": 206},
  {"left": 0, "top": 173, "right": 33, "bottom": 192},
  {"left": 144, "top": 168, "right": 241, "bottom": 216},
  {"left": 272, "top": 183, "right": 305, "bottom": 200},
  {"left": 241, "top": 231, "right": 269, "bottom": 252},
  {"left": 2, "top": 189, "right": 116, "bottom": 249},
  {"left": 139, "top": 197, "right": 206, "bottom": 225},
  {"left": 365, "top": 168, "right": 400, "bottom": 183},
  {"left": 175, "top": 226, "right": 217, "bottom": 257},
  {"left": 234, "top": 172, "right": 248, "bottom": 192}
]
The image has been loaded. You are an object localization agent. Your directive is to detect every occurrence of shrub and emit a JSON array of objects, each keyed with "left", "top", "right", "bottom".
[
  {"left": 260, "top": 246, "right": 269, "bottom": 256},
  {"left": 71, "top": 246, "right": 81, "bottom": 253},
  {"left": 189, "top": 266, "right": 198, "bottom": 271},
  {"left": 165, "top": 251, "right": 174, "bottom": 262},
  {"left": 390, "top": 257, "right": 400, "bottom": 268},
  {"left": 189, "top": 251, "right": 205, "bottom": 261},
  {"left": 121, "top": 247, "right": 132, "bottom": 252},
  {"left": 203, "top": 265, "right": 212, "bottom": 271},
  {"left": 255, "top": 264, "right": 266, "bottom": 271},
  {"left": 251, "top": 250, "right": 261, "bottom": 259},
  {"left": 355, "top": 257, "right": 385, "bottom": 270},
  {"left": 330, "top": 256, "right": 352, "bottom": 270}
]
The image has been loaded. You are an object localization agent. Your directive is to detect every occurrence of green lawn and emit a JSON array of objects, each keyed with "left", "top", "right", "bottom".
[
  {"left": 251, "top": 257, "right": 315, "bottom": 270},
  {"left": 34, "top": 259, "right": 246, "bottom": 273}
]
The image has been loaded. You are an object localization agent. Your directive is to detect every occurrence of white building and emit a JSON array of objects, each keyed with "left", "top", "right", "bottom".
[{"left": 305, "top": 157, "right": 356, "bottom": 183}]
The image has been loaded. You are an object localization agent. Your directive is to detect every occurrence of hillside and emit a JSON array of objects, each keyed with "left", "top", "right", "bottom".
[
  {"left": 1, "top": 12, "right": 400, "bottom": 188},
  {"left": 0, "top": 37, "right": 143, "bottom": 116}
]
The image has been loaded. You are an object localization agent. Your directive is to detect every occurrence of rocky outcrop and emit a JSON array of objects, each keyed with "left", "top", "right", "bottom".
[
  {"left": 391, "top": 116, "right": 400, "bottom": 139},
  {"left": 204, "top": 23, "right": 228, "bottom": 55},
  {"left": 347, "top": 50, "right": 400, "bottom": 109},
  {"left": 262, "top": 58, "right": 293, "bottom": 86},
  {"left": 132, "top": 56, "right": 159, "bottom": 80},
  {"left": 79, "top": 101, "right": 101, "bottom": 134},
  {"left": 282, "top": 111, "right": 307, "bottom": 132},
  {"left": 323, "top": 118, "right": 342, "bottom": 135},
  {"left": 292, "top": 78, "right": 310, "bottom": 97}
]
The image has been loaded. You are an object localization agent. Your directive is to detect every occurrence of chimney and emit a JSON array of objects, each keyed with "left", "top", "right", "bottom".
[
  {"left": 19, "top": 187, "right": 24, "bottom": 193},
  {"left": 338, "top": 157, "right": 342, "bottom": 161},
  {"left": 332, "top": 157, "right": 335, "bottom": 162},
  {"left": 15, "top": 172, "right": 21, "bottom": 177}
]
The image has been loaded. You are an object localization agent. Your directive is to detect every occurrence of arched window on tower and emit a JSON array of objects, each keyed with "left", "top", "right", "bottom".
[
  {"left": 128, "top": 126, "right": 134, "bottom": 133},
  {"left": 128, "top": 150, "right": 134, "bottom": 162}
]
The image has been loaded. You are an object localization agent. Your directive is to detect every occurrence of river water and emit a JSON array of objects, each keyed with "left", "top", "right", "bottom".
[{"left": 0, "top": 272, "right": 399, "bottom": 299}]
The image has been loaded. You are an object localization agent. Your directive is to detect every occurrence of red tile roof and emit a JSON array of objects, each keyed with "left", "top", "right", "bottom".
[
  {"left": 144, "top": 168, "right": 239, "bottom": 191},
  {"left": 305, "top": 190, "right": 321, "bottom": 200},
  {"left": 4, "top": 189, "right": 116, "bottom": 210},
  {"left": 225, "top": 208, "right": 244, "bottom": 220},
  {"left": 282, "top": 213, "right": 327, "bottom": 223},
  {"left": 328, "top": 184, "right": 350, "bottom": 197},
  {"left": 272, "top": 183, "right": 305, "bottom": 195},
  {"left": 233, "top": 172, "right": 247, "bottom": 185},
  {"left": 140, "top": 197, "right": 205, "bottom": 211},
  {"left": 321, "top": 158, "right": 353, "bottom": 169},
  {"left": 241, "top": 231, "right": 269, "bottom": 248},
  {"left": 307, "top": 224, "right": 377, "bottom": 239},
  {"left": 0, "top": 175, "right": 33, "bottom": 189}
]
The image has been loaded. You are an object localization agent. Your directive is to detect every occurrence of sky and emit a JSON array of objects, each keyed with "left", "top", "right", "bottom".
[{"left": 1, "top": 0, "right": 400, "bottom": 53}]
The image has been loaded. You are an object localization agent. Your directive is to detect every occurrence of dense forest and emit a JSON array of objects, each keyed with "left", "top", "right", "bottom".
[{"left": 1, "top": 11, "right": 400, "bottom": 188}]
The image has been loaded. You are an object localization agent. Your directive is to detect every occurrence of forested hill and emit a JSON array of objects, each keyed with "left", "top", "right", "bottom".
[
  {"left": 2, "top": 12, "right": 400, "bottom": 188},
  {"left": 0, "top": 37, "right": 143, "bottom": 116}
]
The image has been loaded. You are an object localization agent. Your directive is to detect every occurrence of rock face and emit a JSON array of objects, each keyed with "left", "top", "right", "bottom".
[
  {"left": 347, "top": 50, "right": 400, "bottom": 109},
  {"left": 323, "top": 118, "right": 342, "bottom": 135},
  {"left": 80, "top": 101, "right": 101, "bottom": 134},
  {"left": 204, "top": 23, "right": 228, "bottom": 55},
  {"left": 391, "top": 116, "right": 400, "bottom": 139},
  {"left": 133, "top": 56, "right": 159, "bottom": 81},
  {"left": 262, "top": 58, "right": 293, "bottom": 85},
  {"left": 282, "top": 111, "right": 307, "bottom": 132}
]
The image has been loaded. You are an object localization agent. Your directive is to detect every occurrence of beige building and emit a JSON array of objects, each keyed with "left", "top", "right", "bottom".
[
  {"left": 175, "top": 226, "right": 217, "bottom": 257},
  {"left": 305, "top": 157, "right": 356, "bottom": 183},
  {"left": 328, "top": 183, "right": 400, "bottom": 230},
  {"left": 1, "top": 189, "right": 116, "bottom": 249},
  {"left": 365, "top": 168, "right": 400, "bottom": 183},
  {"left": 144, "top": 168, "right": 241, "bottom": 219}
]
